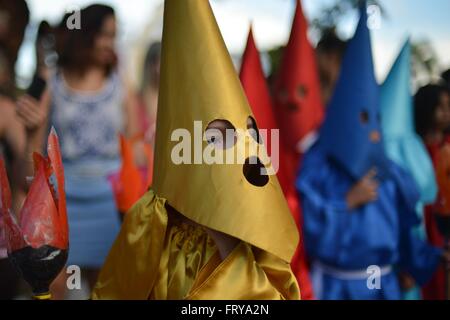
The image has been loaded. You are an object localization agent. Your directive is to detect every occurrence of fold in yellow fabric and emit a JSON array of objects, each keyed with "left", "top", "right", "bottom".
[{"left": 91, "top": 190, "right": 300, "bottom": 300}]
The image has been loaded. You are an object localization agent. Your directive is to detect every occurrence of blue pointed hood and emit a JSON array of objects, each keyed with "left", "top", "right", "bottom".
[
  {"left": 380, "top": 40, "right": 437, "bottom": 204},
  {"left": 319, "top": 3, "right": 388, "bottom": 180}
]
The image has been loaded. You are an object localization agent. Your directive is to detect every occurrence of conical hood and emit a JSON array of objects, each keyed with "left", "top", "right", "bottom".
[
  {"left": 319, "top": 3, "right": 388, "bottom": 180},
  {"left": 152, "top": 0, "right": 298, "bottom": 262},
  {"left": 240, "top": 28, "right": 278, "bottom": 136},
  {"left": 380, "top": 40, "right": 437, "bottom": 203},
  {"left": 273, "top": 0, "right": 324, "bottom": 152},
  {"left": 381, "top": 41, "right": 414, "bottom": 137}
]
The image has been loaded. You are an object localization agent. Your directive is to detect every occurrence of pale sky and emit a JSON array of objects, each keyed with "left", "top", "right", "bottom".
[{"left": 16, "top": 0, "right": 450, "bottom": 86}]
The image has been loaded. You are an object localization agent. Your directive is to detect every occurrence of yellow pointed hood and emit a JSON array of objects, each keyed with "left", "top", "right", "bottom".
[{"left": 153, "top": 0, "right": 298, "bottom": 262}]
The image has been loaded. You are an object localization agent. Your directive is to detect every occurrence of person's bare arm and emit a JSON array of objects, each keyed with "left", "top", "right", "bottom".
[
  {"left": 15, "top": 89, "right": 51, "bottom": 189},
  {"left": 0, "top": 97, "right": 27, "bottom": 211},
  {"left": 122, "top": 77, "right": 151, "bottom": 166},
  {"left": 122, "top": 77, "right": 140, "bottom": 138},
  {"left": 0, "top": 98, "right": 26, "bottom": 157}
]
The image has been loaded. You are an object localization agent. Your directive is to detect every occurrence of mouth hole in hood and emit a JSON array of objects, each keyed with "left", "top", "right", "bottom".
[{"left": 243, "top": 157, "right": 269, "bottom": 187}]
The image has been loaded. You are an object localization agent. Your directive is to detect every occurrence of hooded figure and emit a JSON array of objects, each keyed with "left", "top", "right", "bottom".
[
  {"left": 240, "top": 27, "right": 314, "bottom": 300},
  {"left": 296, "top": 3, "right": 443, "bottom": 300},
  {"left": 380, "top": 40, "right": 437, "bottom": 207},
  {"left": 272, "top": 0, "right": 324, "bottom": 179},
  {"left": 92, "top": 0, "right": 299, "bottom": 300},
  {"left": 380, "top": 40, "right": 439, "bottom": 301},
  {"left": 318, "top": 6, "right": 389, "bottom": 181}
]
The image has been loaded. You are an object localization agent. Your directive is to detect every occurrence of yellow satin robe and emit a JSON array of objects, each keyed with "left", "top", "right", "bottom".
[{"left": 91, "top": 190, "right": 300, "bottom": 300}]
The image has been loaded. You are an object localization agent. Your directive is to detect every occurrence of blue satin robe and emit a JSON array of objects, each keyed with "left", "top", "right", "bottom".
[{"left": 296, "top": 144, "right": 442, "bottom": 300}]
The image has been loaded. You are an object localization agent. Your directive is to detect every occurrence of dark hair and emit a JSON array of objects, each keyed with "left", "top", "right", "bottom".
[
  {"left": 0, "top": 0, "right": 29, "bottom": 63},
  {"left": 144, "top": 42, "right": 161, "bottom": 71},
  {"left": 0, "top": 0, "right": 29, "bottom": 96},
  {"left": 0, "top": 0, "right": 30, "bottom": 40},
  {"left": 141, "top": 42, "right": 161, "bottom": 92},
  {"left": 56, "top": 4, "right": 116, "bottom": 75},
  {"left": 37, "top": 20, "right": 52, "bottom": 40},
  {"left": 414, "top": 84, "right": 449, "bottom": 137},
  {"left": 317, "top": 29, "right": 347, "bottom": 59}
]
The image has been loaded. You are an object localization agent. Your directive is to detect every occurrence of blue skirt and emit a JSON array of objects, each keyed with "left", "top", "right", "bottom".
[{"left": 64, "top": 159, "right": 121, "bottom": 269}]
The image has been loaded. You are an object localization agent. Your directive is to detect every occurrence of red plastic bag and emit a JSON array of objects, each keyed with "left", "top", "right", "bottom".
[
  {"left": 1, "top": 128, "right": 68, "bottom": 251},
  {"left": 0, "top": 128, "right": 68, "bottom": 297},
  {"left": 109, "top": 134, "right": 153, "bottom": 214}
]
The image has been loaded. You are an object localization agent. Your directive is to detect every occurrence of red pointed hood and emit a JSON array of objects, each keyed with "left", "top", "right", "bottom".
[
  {"left": 273, "top": 0, "right": 324, "bottom": 152},
  {"left": 0, "top": 129, "right": 68, "bottom": 252},
  {"left": 240, "top": 29, "right": 278, "bottom": 132}
]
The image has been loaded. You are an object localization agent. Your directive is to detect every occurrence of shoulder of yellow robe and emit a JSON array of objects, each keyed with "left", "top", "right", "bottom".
[
  {"left": 186, "top": 242, "right": 300, "bottom": 300},
  {"left": 91, "top": 190, "right": 168, "bottom": 300},
  {"left": 91, "top": 189, "right": 300, "bottom": 300}
]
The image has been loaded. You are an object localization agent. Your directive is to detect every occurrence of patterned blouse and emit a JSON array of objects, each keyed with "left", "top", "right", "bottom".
[{"left": 50, "top": 71, "right": 124, "bottom": 162}]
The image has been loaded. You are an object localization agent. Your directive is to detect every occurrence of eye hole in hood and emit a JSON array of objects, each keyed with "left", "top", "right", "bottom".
[
  {"left": 247, "top": 116, "right": 262, "bottom": 144},
  {"left": 205, "top": 119, "right": 236, "bottom": 149}
]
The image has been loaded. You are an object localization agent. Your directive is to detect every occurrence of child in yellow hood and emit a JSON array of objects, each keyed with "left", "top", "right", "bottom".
[{"left": 91, "top": 0, "right": 300, "bottom": 300}]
